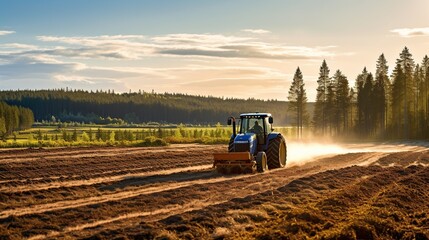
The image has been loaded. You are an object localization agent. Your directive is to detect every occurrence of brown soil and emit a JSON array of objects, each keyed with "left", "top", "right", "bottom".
[{"left": 0, "top": 144, "right": 428, "bottom": 240}]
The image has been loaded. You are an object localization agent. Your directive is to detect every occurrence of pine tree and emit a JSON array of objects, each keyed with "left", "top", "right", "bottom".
[
  {"left": 325, "top": 82, "right": 336, "bottom": 136},
  {"left": 355, "top": 67, "right": 369, "bottom": 130},
  {"left": 288, "top": 67, "right": 308, "bottom": 138},
  {"left": 333, "top": 70, "right": 350, "bottom": 134},
  {"left": 375, "top": 54, "right": 390, "bottom": 131},
  {"left": 356, "top": 72, "right": 374, "bottom": 136},
  {"left": 414, "top": 64, "right": 424, "bottom": 136},
  {"left": 349, "top": 88, "right": 357, "bottom": 129},
  {"left": 374, "top": 70, "right": 387, "bottom": 134},
  {"left": 393, "top": 47, "right": 415, "bottom": 138},
  {"left": 423, "top": 55, "right": 429, "bottom": 136},
  {"left": 392, "top": 63, "right": 406, "bottom": 138},
  {"left": 313, "top": 60, "right": 330, "bottom": 135}
]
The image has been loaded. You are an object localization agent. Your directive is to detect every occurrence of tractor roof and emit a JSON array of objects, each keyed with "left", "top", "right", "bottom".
[{"left": 240, "top": 113, "right": 272, "bottom": 118}]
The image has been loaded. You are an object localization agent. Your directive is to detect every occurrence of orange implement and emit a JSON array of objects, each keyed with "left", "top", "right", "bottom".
[
  {"left": 213, "top": 152, "right": 251, "bottom": 161},
  {"left": 213, "top": 152, "right": 255, "bottom": 174}
]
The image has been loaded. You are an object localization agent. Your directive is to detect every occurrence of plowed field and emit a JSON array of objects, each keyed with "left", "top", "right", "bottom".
[{"left": 1, "top": 143, "right": 428, "bottom": 239}]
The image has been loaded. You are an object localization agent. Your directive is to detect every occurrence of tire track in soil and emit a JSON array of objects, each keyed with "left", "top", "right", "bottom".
[
  {"left": 0, "top": 164, "right": 214, "bottom": 193},
  {"left": 28, "top": 199, "right": 230, "bottom": 240},
  {"left": 0, "top": 144, "right": 215, "bottom": 164},
  {"left": 0, "top": 157, "right": 208, "bottom": 185},
  {"left": 0, "top": 170, "right": 264, "bottom": 218},
  {"left": 228, "top": 159, "right": 429, "bottom": 239},
  {"left": 1, "top": 152, "right": 385, "bottom": 219},
  {"left": 0, "top": 144, "right": 221, "bottom": 183},
  {"left": 0, "top": 147, "right": 157, "bottom": 163}
]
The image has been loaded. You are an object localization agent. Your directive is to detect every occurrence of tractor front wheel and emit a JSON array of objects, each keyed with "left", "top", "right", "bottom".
[
  {"left": 266, "top": 135, "right": 287, "bottom": 169},
  {"left": 256, "top": 152, "right": 268, "bottom": 173}
]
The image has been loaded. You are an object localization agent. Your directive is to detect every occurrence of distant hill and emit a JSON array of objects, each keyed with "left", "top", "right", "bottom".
[{"left": 0, "top": 90, "right": 314, "bottom": 125}]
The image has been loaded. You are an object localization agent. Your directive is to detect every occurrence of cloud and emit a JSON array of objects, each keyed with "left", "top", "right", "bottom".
[
  {"left": 181, "top": 77, "right": 285, "bottom": 88},
  {"left": 0, "top": 30, "right": 15, "bottom": 36},
  {"left": 0, "top": 43, "right": 37, "bottom": 50},
  {"left": 24, "top": 47, "right": 137, "bottom": 60},
  {"left": 33, "top": 33, "right": 335, "bottom": 60},
  {"left": 159, "top": 44, "right": 334, "bottom": 60},
  {"left": 156, "top": 39, "right": 334, "bottom": 60},
  {"left": 37, "top": 35, "right": 147, "bottom": 45},
  {"left": 54, "top": 74, "right": 95, "bottom": 84},
  {"left": 160, "top": 46, "right": 295, "bottom": 59},
  {"left": 0, "top": 52, "right": 127, "bottom": 91},
  {"left": 36, "top": 35, "right": 154, "bottom": 59},
  {"left": 152, "top": 33, "right": 252, "bottom": 44},
  {"left": 154, "top": 35, "right": 335, "bottom": 60},
  {"left": 0, "top": 54, "right": 81, "bottom": 77},
  {"left": 390, "top": 27, "right": 429, "bottom": 37},
  {"left": 241, "top": 29, "right": 271, "bottom": 34}
]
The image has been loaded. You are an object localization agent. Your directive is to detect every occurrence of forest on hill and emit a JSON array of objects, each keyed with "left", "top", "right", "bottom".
[{"left": 0, "top": 90, "right": 303, "bottom": 125}]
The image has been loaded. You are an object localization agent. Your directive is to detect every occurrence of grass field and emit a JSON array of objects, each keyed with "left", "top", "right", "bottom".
[{"left": 1, "top": 124, "right": 300, "bottom": 148}]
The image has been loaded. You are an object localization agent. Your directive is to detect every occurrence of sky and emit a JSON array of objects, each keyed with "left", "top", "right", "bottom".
[{"left": 1, "top": 0, "right": 429, "bottom": 101}]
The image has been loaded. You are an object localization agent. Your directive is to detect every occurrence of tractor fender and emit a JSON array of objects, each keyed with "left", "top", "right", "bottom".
[{"left": 264, "top": 132, "right": 283, "bottom": 150}]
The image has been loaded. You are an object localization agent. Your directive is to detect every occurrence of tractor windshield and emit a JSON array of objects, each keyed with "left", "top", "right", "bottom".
[{"left": 240, "top": 117, "right": 264, "bottom": 135}]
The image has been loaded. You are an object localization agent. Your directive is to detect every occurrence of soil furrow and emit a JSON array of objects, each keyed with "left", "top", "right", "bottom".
[
  {"left": 2, "top": 144, "right": 428, "bottom": 240},
  {"left": 0, "top": 164, "right": 214, "bottom": 193}
]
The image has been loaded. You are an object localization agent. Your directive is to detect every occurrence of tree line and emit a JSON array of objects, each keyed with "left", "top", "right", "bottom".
[
  {"left": 287, "top": 46, "right": 429, "bottom": 140},
  {"left": 0, "top": 89, "right": 303, "bottom": 125},
  {"left": 48, "top": 127, "right": 232, "bottom": 142},
  {"left": 0, "top": 101, "right": 34, "bottom": 139}
]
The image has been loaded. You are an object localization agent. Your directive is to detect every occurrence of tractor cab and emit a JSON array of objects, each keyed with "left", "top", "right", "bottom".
[{"left": 239, "top": 113, "right": 273, "bottom": 149}]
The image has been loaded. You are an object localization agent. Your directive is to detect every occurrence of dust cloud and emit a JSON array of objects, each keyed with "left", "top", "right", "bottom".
[{"left": 287, "top": 141, "right": 429, "bottom": 166}]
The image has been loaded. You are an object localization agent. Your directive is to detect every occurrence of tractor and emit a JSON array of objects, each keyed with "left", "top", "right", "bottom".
[{"left": 213, "top": 113, "right": 287, "bottom": 173}]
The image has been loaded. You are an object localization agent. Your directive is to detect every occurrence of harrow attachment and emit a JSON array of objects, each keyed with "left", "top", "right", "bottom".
[{"left": 213, "top": 152, "right": 256, "bottom": 174}]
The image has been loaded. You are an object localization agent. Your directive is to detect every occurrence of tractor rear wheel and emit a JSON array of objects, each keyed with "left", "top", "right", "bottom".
[
  {"left": 266, "top": 135, "right": 287, "bottom": 169},
  {"left": 256, "top": 152, "right": 268, "bottom": 173}
]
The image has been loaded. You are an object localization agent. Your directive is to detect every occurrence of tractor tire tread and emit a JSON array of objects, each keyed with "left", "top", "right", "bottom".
[
  {"left": 266, "top": 135, "right": 286, "bottom": 169},
  {"left": 256, "top": 152, "right": 267, "bottom": 173}
]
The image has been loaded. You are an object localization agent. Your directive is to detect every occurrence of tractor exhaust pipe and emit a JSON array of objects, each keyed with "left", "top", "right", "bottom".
[{"left": 227, "top": 117, "right": 236, "bottom": 137}]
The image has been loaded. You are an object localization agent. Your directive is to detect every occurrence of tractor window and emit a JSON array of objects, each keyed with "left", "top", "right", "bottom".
[
  {"left": 265, "top": 118, "right": 272, "bottom": 134},
  {"left": 240, "top": 118, "right": 264, "bottom": 134}
]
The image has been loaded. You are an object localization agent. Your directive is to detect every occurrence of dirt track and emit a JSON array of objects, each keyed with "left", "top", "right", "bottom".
[{"left": 1, "top": 143, "right": 429, "bottom": 239}]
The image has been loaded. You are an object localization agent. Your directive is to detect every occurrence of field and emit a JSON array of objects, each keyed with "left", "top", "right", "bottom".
[
  {"left": 2, "top": 125, "right": 300, "bottom": 148},
  {"left": 1, "top": 142, "right": 429, "bottom": 239}
]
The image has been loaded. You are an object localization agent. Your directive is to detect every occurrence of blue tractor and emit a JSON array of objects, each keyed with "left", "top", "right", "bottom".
[{"left": 213, "top": 113, "right": 287, "bottom": 173}]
